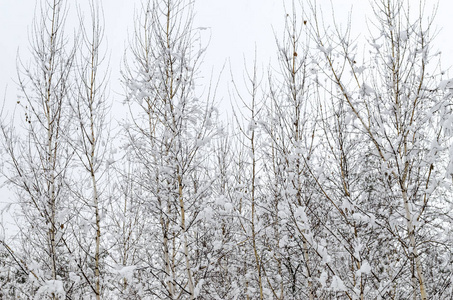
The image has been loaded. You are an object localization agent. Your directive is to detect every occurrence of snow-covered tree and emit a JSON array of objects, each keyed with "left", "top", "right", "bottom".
[
  {"left": 122, "top": 0, "right": 217, "bottom": 298},
  {"left": 67, "top": 1, "right": 110, "bottom": 298},
  {"left": 0, "top": 0, "right": 76, "bottom": 298},
  {"left": 307, "top": 0, "right": 453, "bottom": 298},
  {"left": 263, "top": 4, "right": 320, "bottom": 298},
  {"left": 1, "top": 0, "right": 452, "bottom": 298}
]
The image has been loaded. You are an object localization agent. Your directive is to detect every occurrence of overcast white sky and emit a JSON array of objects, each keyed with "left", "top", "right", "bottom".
[
  {"left": 1, "top": 0, "right": 452, "bottom": 236},
  {"left": 1, "top": 0, "right": 452, "bottom": 111}
]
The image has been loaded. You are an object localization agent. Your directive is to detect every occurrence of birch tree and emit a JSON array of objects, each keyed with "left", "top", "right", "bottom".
[
  {"left": 229, "top": 54, "right": 269, "bottom": 299},
  {"left": 67, "top": 1, "right": 110, "bottom": 298},
  {"left": 0, "top": 0, "right": 77, "bottom": 298},
  {"left": 263, "top": 4, "right": 320, "bottom": 298},
  {"left": 307, "top": 0, "right": 453, "bottom": 298},
  {"left": 123, "top": 0, "right": 217, "bottom": 298}
]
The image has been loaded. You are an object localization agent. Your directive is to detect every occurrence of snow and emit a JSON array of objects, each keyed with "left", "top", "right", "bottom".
[
  {"left": 400, "top": 31, "right": 408, "bottom": 42},
  {"left": 357, "top": 260, "right": 372, "bottom": 276},
  {"left": 294, "top": 206, "right": 308, "bottom": 223},
  {"left": 224, "top": 202, "right": 233, "bottom": 212},
  {"left": 319, "top": 271, "right": 328, "bottom": 287},
  {"left": 330, "top": 275, "right": 346, "bottom": 291},
  {"left": 116, "top": 265, "right": 137, "bottom": 282},
  {"left": 317, "top": 45, "right": 333, "bottom": 54},
  {"left": 69, "top": 272, "right": 81, "bottom": 284},
  {"left": 361, "top": 83, "right": 374, "bottom": 96},
  {"left": 439, "top": 79, "right": 453, "bottom": 90},
  {"left": 35, "top": 280, "right": 66, "bottom": 300}
]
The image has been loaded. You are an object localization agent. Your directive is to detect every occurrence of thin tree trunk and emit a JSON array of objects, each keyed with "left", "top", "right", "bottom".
[
  {"left": 250, "top": 116, "right": 264, "bottom": 300},
  {"left": 46, "top": 3, "right": 58, "bottom": 284},
  {"left": 402, "top": 185, "right": 427, "bottom": 300},
  {"left": 178, "top": 173, "right": 195, "bottom": 299},
  {"left": 160, "top": 200, "right": 174, "bottom": 298},
  {"left": 89, "top": 136, "right": 101, "bottom": 300}
]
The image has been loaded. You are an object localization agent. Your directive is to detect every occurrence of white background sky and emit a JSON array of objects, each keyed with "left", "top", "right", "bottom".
[
  {"left": 1, "top": 0, "right": 452, "bottom": 236},
  {"left": 1, "top": 0, "right": 452, "bottom": 110}
]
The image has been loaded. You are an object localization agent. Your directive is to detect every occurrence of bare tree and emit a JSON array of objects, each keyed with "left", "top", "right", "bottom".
[
  {"left": 1, "top": 0, "right": 452, "bottom": 298},
  {"left": 230, "top": 53, "right": 268, "bottom": 299},
  {"left": 122, "top": 0, "right": 217, "bottom": 298},
  {"left": 263, "top": 2, "right": 319, "bottom": 298},
  {"left": 0, "top": 0, "right": 76, "bottom": 298},
  {"left": 306, "top": 0, "right": 453, "bottom": 298},
  {"left": 67, "top": 0, "right": 110, "bottom": 298}
]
